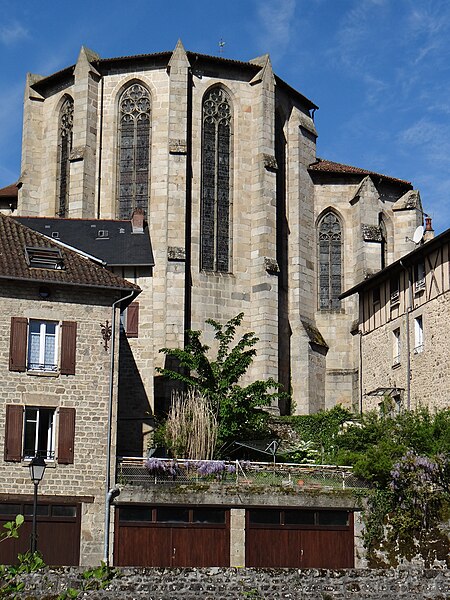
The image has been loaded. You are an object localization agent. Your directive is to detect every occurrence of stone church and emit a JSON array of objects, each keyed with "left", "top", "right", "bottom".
[{"left": 3, "top": 41, "right": 424, "bottom": 452}]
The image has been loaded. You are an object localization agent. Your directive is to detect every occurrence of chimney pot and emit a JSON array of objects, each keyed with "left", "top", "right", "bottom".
[{"left": 131, "top": 208, "right": 145, "bottom": 233}]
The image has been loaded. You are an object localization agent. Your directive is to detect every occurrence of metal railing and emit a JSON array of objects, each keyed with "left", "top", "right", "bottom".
[{"left": 117, "top": 457, "right": 369, "bottom": 491}]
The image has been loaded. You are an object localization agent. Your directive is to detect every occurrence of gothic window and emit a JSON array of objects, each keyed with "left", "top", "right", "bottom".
[
  {"left": 118, "top": 83, "right": 151, "bottom": 219},
  {"left": 201, "top": 87, "right": 232, "bottom": 272},
  {"left": 379, "top": 214, "right": 388, "bottom": 269},
  {"left": 57, "top": 97, "right": 73, "bottom": 218},
  {"left": 318, "top": 212, "right": 342, "bottom": 310}
]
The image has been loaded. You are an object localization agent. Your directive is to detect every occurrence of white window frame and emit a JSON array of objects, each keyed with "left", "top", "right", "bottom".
[
  {"left": 27, "top": 320, "right": 59, "bottom": 372},
  {"left": 23, "top": 407, "right": 56, "bottom": 460},
  {"left": 414, "top": 261, "right": 425, "bottom": 293},
  {"left": 390, "top": 277, "right": 400, "bottom": 305},
  {"left": 392, "top": 328, "right": 401, "bottom": 366},
  {"left": 414, "top": 315, "right": 424, "bottom": 354}
]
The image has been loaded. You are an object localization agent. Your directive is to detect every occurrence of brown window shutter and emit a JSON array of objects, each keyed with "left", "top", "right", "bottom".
[
  {"left": 58, "top": 407, "right": 76, "bottom": 464},
  {"left": 60, "top": 321, "right": 77, "bottom": 375},
  {"left": 126, "top": 302, "right": 139, "bottom": 338},
  {"left": 4, "top": 405, "right": 24, "bottom": 462},
  {"left": 9, "top": 317, "right": 28, "bottom": 372}
]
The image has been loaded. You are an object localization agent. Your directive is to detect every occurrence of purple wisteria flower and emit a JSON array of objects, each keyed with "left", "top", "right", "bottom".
[{"left": 145, "top": 458, "right": 182, "bottom": 476}]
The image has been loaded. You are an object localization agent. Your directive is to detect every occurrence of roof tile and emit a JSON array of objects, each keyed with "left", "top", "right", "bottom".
[
  {"left": 308, "top": 159, "right": 412, "bottom": 187},
  {"left": 0, "top": 213, "right": 140, "bottom": 292}
]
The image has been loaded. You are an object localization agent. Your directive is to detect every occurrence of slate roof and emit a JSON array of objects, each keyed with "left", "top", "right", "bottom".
[
  {"left": 15, "top": 217, "right": 154, "bottom": 267},
  {"left": 30, "top": 48, "right": 317, "bottom": 111},
  {"left": 0, "top": 213, "right": 141, "bottom": 293},
  {"left": 308, "top": 159, "right": 412, "bottom": 188}
]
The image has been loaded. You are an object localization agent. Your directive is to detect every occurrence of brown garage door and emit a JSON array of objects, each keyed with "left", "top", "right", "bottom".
[
  {"left": 246, "top": 508, "right": 354, "bottom": 568},
  {"left": 0, "top": 501, "right": 80, "bottom": 566},
  {"left": 115, "top": 505, "right": 230, "bottom": 567}
]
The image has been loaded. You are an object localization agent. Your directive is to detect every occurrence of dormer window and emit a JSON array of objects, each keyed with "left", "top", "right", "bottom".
[{"left": 25, "top": 246, "right": 64, "bottom": 270}]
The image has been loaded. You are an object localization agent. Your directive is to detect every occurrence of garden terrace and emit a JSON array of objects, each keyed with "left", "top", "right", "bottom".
[{"left": 116, "top": 457, "right": 369, "bottom": 491}]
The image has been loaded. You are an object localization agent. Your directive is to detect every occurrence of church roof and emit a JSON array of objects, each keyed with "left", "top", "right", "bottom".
[
  {"left": 308, "top": 159, "right": 412, "bottom": 188},
  {"left": 30, "top": 48, "right": 318, "bottom": 111},
  {"left": 0, "top": 213, "right": 140, "bottom": 294},
  {"left": 15, "top": 216, "right": 154, "bottom": 268}
]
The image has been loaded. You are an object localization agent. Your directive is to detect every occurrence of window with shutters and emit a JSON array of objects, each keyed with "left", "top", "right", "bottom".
[
  {"left": 200, "top": 87, "right": 232, "bottom": 273},
  {"left": 117, "top": 83, "right": 151, "bottom": 219},
  {"left": 4, "top": 405, "right": 76, "bottom": 463},
  {"left": 28, "top": 320, "right": 59, "bottom": 372},
  {"left": 318, "top": 211, "right": 342, "bottom": 310},
  {"left": 23, "top": 407, "right": 56, "bottom": 460},
  {"left": 9, "top": 317, "right": 77, "bottom": 375}
]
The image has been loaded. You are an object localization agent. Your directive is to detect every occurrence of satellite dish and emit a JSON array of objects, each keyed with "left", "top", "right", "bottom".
[{"left": 412, "top": 225, "right": 424, "bottom": 244}]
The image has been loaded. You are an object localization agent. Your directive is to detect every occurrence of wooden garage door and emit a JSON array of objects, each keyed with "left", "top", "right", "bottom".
[
  {"left": 0, "top": 501, "right": 80, "bottom": 566},
  {"left": 115, "top": 505, "right": 230, "bottom": 567},
  {"left": 246, "top": 508, "right": 354, "bottom": 568}
]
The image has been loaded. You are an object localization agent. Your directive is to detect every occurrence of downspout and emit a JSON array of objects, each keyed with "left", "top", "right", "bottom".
[
  {"left": 399, "top": 260, "right": 412, "bottom": 410},
  {"left": 103, "top": 289, "right": 135, "bottom": 565},
  {"left": 359, "top": 330, "right": 363, "bottom": 414},
  {"left": 96, "top": 75, "right": 104, "bottom": 219}
]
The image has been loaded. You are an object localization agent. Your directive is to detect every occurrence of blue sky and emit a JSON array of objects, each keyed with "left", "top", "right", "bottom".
[{"left": 1, "top": 0, "right": 450, "bottom": 232}]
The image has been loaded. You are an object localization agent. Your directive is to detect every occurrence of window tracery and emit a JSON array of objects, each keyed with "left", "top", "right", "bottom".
[
  {"left": 201, "top": 87, "right": 231, "bottom": 272},
  {"left": 57, "top": 97, "right": 73, "bottom": 218},
  {"left": 318, "top": 212, "right": 342, "bottom": 309},
  {"left": 118, "top": 83, "right": 151, "bottom": 219}
]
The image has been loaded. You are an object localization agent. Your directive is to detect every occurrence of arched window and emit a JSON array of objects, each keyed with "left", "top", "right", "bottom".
[
  {"left": 201, "top": 87, "right": 232, "bottom": 272},
  {"left": 318, "top": 212, "right": 342, "bottom": 310},
  {"left": 118, "top": 83, "right": 151, "bottom": 219},
  {"left": 57, "top": 97, "right": 73, "bottom": 217}
]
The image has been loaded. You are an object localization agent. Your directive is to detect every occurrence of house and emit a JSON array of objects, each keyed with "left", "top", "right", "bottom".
[
  {"left": 0, "top": 214, "right": 140, "bottom": 566},
  {"left": 340, "top": 217, "right": 450, "bottom": 412},
  {"left": 14, "top": 211, "right": 155, "bottom": 456},
  {"left": 2, "top": 42, "right": 425, "bottom": 452}
]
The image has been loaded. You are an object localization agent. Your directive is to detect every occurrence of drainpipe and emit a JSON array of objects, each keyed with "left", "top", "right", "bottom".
[
  {"left": 399, "top": 260, "right": 412, "bottom": 410},
  {"left": 359, "top": 330, "right": 363, "bottom": 414},
  {"left": 103, "top": 289, "right": 135, "bottom": 565}
]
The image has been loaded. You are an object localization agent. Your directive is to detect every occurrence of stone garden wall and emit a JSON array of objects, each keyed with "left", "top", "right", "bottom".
[{"left": 11, "top": 567, "right": 450, "bottom": 599}]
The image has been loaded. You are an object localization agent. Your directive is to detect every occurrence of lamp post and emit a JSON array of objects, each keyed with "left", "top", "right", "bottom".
[{"left": 29, "top": 456, "right": 46, "bottom": 554}]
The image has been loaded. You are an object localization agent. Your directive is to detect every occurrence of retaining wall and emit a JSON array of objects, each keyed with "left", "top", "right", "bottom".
[{"left": 9, "top": 567, "right": 450, "bottom": 599}]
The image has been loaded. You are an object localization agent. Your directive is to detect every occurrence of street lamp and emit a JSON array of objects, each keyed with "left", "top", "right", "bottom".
[{"left": 29, "top": 456, "right": 47, "bottom": 554}]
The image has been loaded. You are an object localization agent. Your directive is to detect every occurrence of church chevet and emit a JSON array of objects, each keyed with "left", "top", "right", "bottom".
[{"left": 8, "top": 41, "right": 424, "bottom": 450}]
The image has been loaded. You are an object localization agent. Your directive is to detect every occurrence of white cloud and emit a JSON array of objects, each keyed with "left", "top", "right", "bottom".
[
  {"left": 256, "top": 0, "right": 297, "bottom": 62},
  {"left": 0, "top": 22, "right": 28, "bottom": 45},
  {"left": 399, "top": 118, "right": 450, "bottom": 162}
]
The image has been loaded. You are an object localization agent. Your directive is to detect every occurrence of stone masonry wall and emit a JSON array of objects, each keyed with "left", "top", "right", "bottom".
[
  {"left": 0, "top": 280, "right": 121, "bottom": 565},
  {"left": 361, "top": 289, "right": 450, "bottom": 412},
  {"left": 12, "top": 567, "right": 450, "bottom": 599}
]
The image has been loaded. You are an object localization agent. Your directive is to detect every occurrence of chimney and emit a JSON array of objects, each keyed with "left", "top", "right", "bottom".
[
  {"left": 423, "top": 216, "right": 434, "bottom": 242},
  {"left": 131, "top": 208, "right": 145, "bottom": 234}
]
